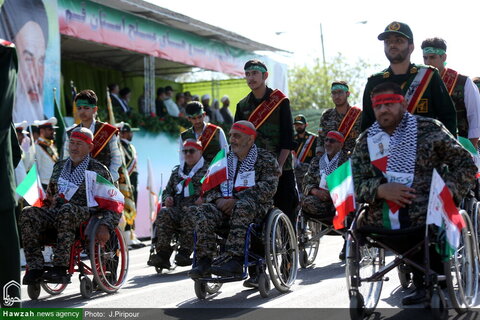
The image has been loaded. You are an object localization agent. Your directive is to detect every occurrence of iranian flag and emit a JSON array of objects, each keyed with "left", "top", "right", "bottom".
[
  {"left": 201, "top": 149, "right": 227, "bottom": 193},
  {"left": 15, "top": 163, "right": 45, "bottom": 207},
  {"left": 326, "top": 159, "right": 356, "bottom": 229},
  {"left": 427, "top": 169, "right": 465, "bottom": 260},
  {"left": 85, "top": 170, "right": 124, "bottom": 214}
]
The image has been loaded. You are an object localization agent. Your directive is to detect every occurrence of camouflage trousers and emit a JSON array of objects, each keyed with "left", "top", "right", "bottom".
[
  {"left": 20, "top": 203, "right": 90, "bottom": 269},
  {"left": 294, "top": 163, "right": 309, "bottom": 197},
  {"left": 154, "top": 206, "right": 195, "bottom": 254},
  {"left": 189, "top": 200, "right": 269, "bottom": 258},
  {"left": 301, "top": 194, "right": 335, "bottom": 218}
]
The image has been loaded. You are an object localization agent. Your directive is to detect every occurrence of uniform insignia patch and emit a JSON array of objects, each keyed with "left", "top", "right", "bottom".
[{"left": 416, "top": 99, "right": 428, "bottom": 113}]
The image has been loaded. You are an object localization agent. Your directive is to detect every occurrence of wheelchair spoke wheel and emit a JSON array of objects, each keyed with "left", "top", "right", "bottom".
[
  {"left": 41, "top": 282, "right": 67, "bottom": 295},
  {"left": 296, "top": 213, "right": 321, "bottom": 268},
  {"left": 89, "top": 223, "right": 129, "bottom": 294},
  {"left": 266, "top": 208, "right": 298, "bottom": 293},
  {"left": 345, "top": 234, "right": 383, "bottom": 315},
  {"left": 445, "top": 210, "right": 478, "bottom": 313}
]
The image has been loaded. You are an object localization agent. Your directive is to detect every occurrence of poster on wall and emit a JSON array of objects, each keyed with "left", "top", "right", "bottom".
[{"left": 0, "top": 0, "right": 60, "bottom": 123}]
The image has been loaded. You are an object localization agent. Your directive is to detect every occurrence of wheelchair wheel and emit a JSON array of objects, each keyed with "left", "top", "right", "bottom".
[
  {"left": 265, "top": 208, "right": 298, "bottom": 293},
  {"left": 345, "top": 234, "right": 384, "bottom": 316},
  {"left": 80, "top": 276, "right": 94, "bottom": 298},
  {"left": 444, "top": 210, "right": 478, "bottom": 313},
  {"left": 349, "top": 291, "right": 365, "bottom": 320},
  {"left": 471, "top": 201, "right": 480, "bottom": 250},
  {"left": 27, "top": 283, "right": 41, "bottom": 300},
  {"left": 296, "top": 213, "right": 320, "bottom": 268},
  {"left": 194, "top": 280, "right": 207, "bottom": 300},
  {"left": 431, "top": 289, "right": 448, "bottom": 320},
  {"left": 258, "top": 272, "right": 270, "bottom": 298},
  {"left": 41, "top": 282, "right": 67, "bottom": 295},
  {"left": 89, "top": 221, "right": 129, "bottom": 294}
]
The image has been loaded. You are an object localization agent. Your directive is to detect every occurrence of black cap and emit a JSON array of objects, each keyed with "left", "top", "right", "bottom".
[
  {"left": 378, "top": 21, "right": 413, "bottom": 41},
  {"left": 120, "top": 123, "right": 139, "bottom": 132},
  {"left": 294, "top": 115, "right": 307, "bottom": 124}
]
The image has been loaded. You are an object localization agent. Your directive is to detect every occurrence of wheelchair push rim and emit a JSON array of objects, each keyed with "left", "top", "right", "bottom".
[{"left": 296, "top": 212, "right": 321, "bottom": 268}]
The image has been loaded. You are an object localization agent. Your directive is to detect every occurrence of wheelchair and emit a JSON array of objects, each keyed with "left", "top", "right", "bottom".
[
  {"left": 147, "top": 231, "right": 181, "bottom": 274},
  {"left": 346, "top": 204, "right": 478, "bottom": 320},
  {"left": 296, "top": 209, "right": 346, "bottom": 268},
  {"left": 26, "top": 216, "right": 129, "bottom": 300},
  {"left": 192, "top": 207, "right": 298, "bottom": 299}
]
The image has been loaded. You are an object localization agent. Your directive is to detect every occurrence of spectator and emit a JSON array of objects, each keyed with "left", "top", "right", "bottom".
[
  {"left": 164, "top": 86, "right": 180, "bottom": 117},
  {"left": 109, "top": 83, "right": 130, "bottom": 115},
  {"left": 119, "top": 87, "right": 132, "bottom": 114},
  {"left": 211, "top": 99, "right": 224, "bottom": 124},
  {"left": 192, "top": 94, "right": 200, "bottom": 102},
  {"left": 155, "top": 87, "right": 168, "bottom": 118},
  {"left": 220, "top": 95, "right": 234, "bottom": 125},
  {"left": 201, "top": 94, "right": 212, "bottom": 121},
  {"left": 184, "top": 91, "right": 192, "bottom": 104},
  {"left": 176, "top": 92, "right": 186, "bottom": 117}
]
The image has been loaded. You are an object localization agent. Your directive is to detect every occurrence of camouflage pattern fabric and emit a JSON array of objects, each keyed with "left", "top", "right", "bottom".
[{"left": 294, "top": 131, "right": 317, "bottom": 193}]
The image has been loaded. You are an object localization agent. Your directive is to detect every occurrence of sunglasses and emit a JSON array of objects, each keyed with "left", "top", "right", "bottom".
[
  {"left": 325, "top": 138, "right": 339, "bottom": 144},
  {"left": 182, "top": 149, "right": 197, "bottom": 155}
]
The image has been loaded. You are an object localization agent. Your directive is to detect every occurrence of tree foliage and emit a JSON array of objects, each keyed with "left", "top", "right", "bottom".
[{"left": 288, "top": 53, "right": 377, "bottom": 111}]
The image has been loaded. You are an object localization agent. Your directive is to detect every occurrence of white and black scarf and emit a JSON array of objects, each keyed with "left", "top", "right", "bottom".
[
  {"left": 58, "top": 155, "right": 90, "bottom": 200},
  {"left": 220, "top": 144, "right": 258, "bottom": 197},
  {"left": 176, "top": 157, "right": 205, "bottom": 196}
]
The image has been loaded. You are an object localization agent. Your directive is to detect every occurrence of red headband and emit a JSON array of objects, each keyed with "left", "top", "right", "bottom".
[
  {"left": 326, "top": 131, "right": 345, "bottom": 143},
  {"left": 71, "top": 131, "right": 93, "bottom": 145},
  {"left": 231, "top": 123, "right": 257, "bottom": 137},
  {"left": 371, "top": 94, "right": 404, "bottom": 107},
  {"left": 183, "top": 141, "right": 203, "bottom": 151}
]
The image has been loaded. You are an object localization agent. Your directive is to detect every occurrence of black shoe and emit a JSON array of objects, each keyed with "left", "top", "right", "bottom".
[
  {"left": 339, "top": 241, "right": 346, "bottom": 261},
  {"left": 23, "top": 269, "right": 45, "bottom": 285},
  {"left": 243, "top": 275, "right": 259, "bottom": 288},
  {"left": 402, "top": 287, "right": 427, "bottom": 305},
  {"left": 211, "top": 255, "right": 243, "bottom": 277},
  {"left": 188, "top": 257, "right": 212, "bottom": 279},
  {"left": 175, "top": 251, "right": 193, "bottom": 267},
  {"left": 42, "top": 266, "right": 71, "bottom": 284},
  {"left": 147, "top": 251, "right": 171, "bottom": 269}
]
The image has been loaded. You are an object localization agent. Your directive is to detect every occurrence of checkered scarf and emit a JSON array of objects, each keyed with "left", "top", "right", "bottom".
[
  {"left": 221, "top": 144, "right": 258, "bottom": 197},
  {"left": 58, "top": 155, "right": 90, "bottom": 200},
  {"left": 319, "top": 151, "right": 342, "bottom": 176}
]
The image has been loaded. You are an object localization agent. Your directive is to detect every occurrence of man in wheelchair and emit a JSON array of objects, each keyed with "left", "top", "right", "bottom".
[
  {"left": 20, "top": 128, "right": 121, "bottom": 284},
  {"left": 148, "top": 139, "right": 209, "bottom": 269},
  {"left": 188, "top": 121, "right": 280, "bottom": 279},
  {"left": 301, "top": 130, "right": 349, "bottom": 259},
  {"left": 351, "top": 81, "right": 477, "bottom": 305}
]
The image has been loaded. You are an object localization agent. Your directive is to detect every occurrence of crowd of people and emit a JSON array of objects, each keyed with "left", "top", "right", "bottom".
[{"left": 4, "top": 20, "right": 480, "bottom": 309}]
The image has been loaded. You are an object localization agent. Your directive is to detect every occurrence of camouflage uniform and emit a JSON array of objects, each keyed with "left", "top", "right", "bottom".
[
  {"left": 361, "top": 64, "right": 457, "bottom": 136},
  {"left": 302, "top": 153, "right": 348, "bottom": 218},
  {"left": 351, "top": 116, "right": 476, "bottom": 227},
  {"left": 293, "top": 131, "right": 317, "bottom": 194},
  {"left": 154, "top": 160, "right": 209, "bottom": 253},
  {"left": 190, "top": 148, "right": 280, "bottom": 258},
  {"left": 316, "top": 108, "right": 362, "bottom": 155},
  {"left": 20, "top": 158, "right": 120, "bottom": 269}
]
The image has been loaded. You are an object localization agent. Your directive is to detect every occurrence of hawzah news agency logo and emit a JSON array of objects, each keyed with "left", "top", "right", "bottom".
[{"left": 3, "top": 280, "right": 21, "bottom": 306}]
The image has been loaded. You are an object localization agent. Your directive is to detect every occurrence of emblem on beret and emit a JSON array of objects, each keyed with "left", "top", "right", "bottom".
[
  {"left": 410, "top": 67, "right": 418, "bottom": 74},
  {"left": 388, "top": 22, "right": 401, "bottom": 31},
  {"left": 295, "top": 116, "right": 302, "bottom": 121},
  {"left": 383, "top": 72, "right": 390, "bottom": 79}
]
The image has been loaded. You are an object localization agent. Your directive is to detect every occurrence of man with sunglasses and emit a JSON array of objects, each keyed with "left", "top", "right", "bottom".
[
  {"left": 64, "top": 89, "right": 121, "bottom": 182},
  {"left": 316, "top": 82, "right": 361, "bottom": 157},
  {"left": 179, "top": 101, "right": 227, "bottom": 163},
  {"left": 352, "top": 81, "right": 476, "bottom": 305},
  {"left": 361, "top": 21, "right": 456, "bottom": 136},
  {"left": 148, "top": 139, "right": 209, "bottom": 269}
]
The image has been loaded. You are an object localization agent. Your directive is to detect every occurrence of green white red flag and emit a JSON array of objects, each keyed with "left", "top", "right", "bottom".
[
  {"left": 427, "top": 168, "right": 465, "bottom": 260},
  {"left": 85, "top": 170, "right": 124, "bottom": 214},
  {"left": 15, "top": 163, "right": 45, "bottom": 207},
  {"left": 201, "top": 149, "right": 227, "bottom": 193},
  {"left": 326, "top": 159, "right": 356, "bottom": 229}
]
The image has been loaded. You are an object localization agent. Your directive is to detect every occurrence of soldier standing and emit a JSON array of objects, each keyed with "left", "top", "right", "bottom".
[
  {"left": 235, "top": 59, "right": 297, "bottom": 223},
  {"left": 317, "top": 81, "right": 361, "bottom": 157},
  {"left": 34, "top": 117, "right": 59, "bottom": 190},
  {"left": 361, "top": 21, "right": 457, "bottom": 136},
  {"left": 179, "top": 101, "right": 228, "bottom": 163},
  {"left": 421, "top": 37, "right": 480, "bottom": 147},
  {"left": 293, "top": 114, "right": 317, "bottom": 194},
  {"left": 64, "top": 89, "right": 121, "bottom": 182}
]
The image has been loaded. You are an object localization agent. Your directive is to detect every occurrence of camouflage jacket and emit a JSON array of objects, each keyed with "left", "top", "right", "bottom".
[
  {"left": 303, "top": 152, "right": 348, "bottom": 196},
  {"left": 351, "top": 116, "right": 476, "bottom": 227},
  {"left": 316, "top": 107, "right": 362, "bottom": 155},
  {"left": 162, "top": 159, "right": 209, "bottom": 208},
  {"left": 44, "top": 157, "right": 120, "bottom": 231},
  {"left": 204, "top": 147, "right": 280, "bottom": 208}
]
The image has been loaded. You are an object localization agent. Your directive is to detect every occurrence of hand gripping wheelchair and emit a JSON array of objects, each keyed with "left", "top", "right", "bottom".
[
  {"left": 346, "top": 204, "right": 478, "bottom": 320},
  {"left": 192, "top": 207, "right": 299, "bottom": 299},
  {"left": 26, "top": 216, "right": 129, "bottom": 300}
]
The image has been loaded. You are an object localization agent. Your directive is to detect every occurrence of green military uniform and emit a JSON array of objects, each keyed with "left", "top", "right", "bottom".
[
  {"left": 154, "top": 159, "right": 209, "bottom": 255},
  {"left": 20, "top": 157, "right": 120, "bottom": 269},
  {"left": 352, "top": 116, "right": 476, "bottom": 228},
  {"left": 293, "top": 131, "right": 317, "bottom": 193},
  {"left": 190, "top": 147, "right": 280, "bottom": 258},
  {"left": 0, "top": 40, "right": 21, "bottom": 308},
  {"left": 302, "top": 152, "right": 348, "bottom": 218},
  {"left": 361, "top": 64, "right": 457, "bottom": 135},
  {"left": 316, "top": 108, "right": 362, "bottom": 155},
  {"left": 180, "top": 125, "right": 226, "bottom": 163}
]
